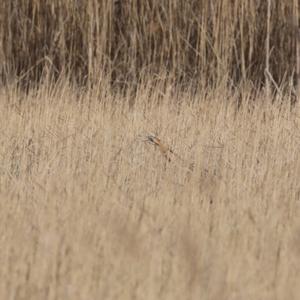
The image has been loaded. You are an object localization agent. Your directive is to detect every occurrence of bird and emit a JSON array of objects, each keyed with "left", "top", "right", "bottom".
[
  {"left": 142, "top": 133, "right": 195, "bottom": 173},
  {"left": 145, "top": 134, "right": 173, "bottom": 162}
]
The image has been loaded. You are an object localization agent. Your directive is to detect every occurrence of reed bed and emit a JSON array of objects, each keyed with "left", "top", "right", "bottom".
[
  {"left": 0, "top": 0, "right": 297, "bottom": 87},
  {"left": 1, "top": 1, "right": 300, "bottom": 299},
  {"left": 0, "top": 80, "right": 300, "bottom": 299}
]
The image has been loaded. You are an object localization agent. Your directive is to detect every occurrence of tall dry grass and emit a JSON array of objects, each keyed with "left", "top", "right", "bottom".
[
  {"left": 0, "top": 0, "right": 297, "bottom": 87},
  {"left": 1, "top": 0, "right": 300, "bottom": 298},
  {"left": 0, "top": 79, "right": 300, "bottom": 299}
]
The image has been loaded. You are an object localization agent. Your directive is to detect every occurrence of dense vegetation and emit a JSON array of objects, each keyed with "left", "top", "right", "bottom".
[
  {"left": 0, "top": 0, "right": 297, "bottom": 88},
  {"left": 1, "top": 2, "right": 300, "bottom": 299}
]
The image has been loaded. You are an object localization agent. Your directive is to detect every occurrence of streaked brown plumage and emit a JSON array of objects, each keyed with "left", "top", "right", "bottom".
[
  {"left": 144, "top": 134, "right": 194, "bottom": 173},
  {"left": 145, "top": 135, "right": 173, "bottom": 162}
]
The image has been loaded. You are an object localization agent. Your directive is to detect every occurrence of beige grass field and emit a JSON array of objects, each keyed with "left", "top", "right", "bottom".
[{"left": 1, "top": 81, "right": 300, "bottom": 300}]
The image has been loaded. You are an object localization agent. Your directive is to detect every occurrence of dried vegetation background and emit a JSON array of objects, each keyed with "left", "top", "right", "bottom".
[
  {"left": 1, "top": 82, "right": 300, "bottom": 299},
  {"left": 1, "top": 1, "right": 300, "bottom": 300},
  {"left": 0, "top": 0, "right": 297, "bottom": 86}
]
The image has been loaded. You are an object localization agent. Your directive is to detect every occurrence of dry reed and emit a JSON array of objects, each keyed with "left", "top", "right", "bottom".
[
  {"left": 0, "top": 0, "right": 297, "bottom": 88},
  {"left": 1, "top": 1, "right": 300, "bottom": 298},
  {"left": 0, "top": 79, "right": 300, "bottom": 299}
]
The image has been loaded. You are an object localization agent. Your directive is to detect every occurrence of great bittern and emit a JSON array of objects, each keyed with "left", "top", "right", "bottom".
[
  {"left": 144, "top": 134, "right": 173, "bottom": 162},
  {"left": 142, "top": 133, "right": 194, "bottom": 172}
]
